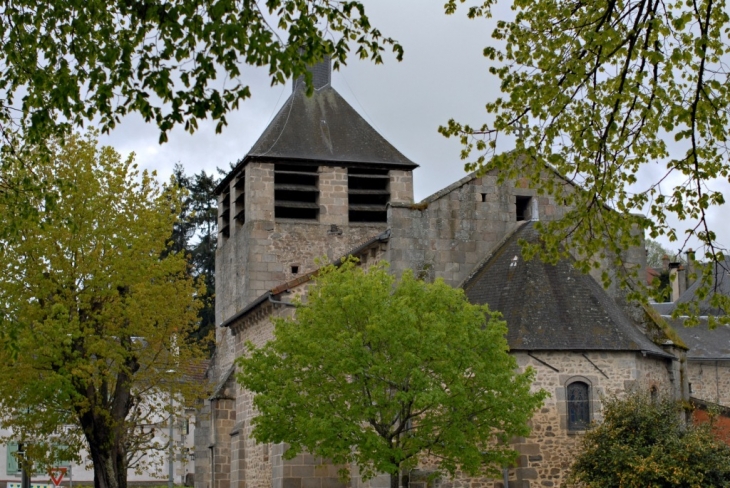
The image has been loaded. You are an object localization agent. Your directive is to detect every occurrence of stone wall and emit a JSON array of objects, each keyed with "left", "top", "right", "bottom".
[
  {"left": 386, "top": 172, "right": 567, "bottom": 288},
  {"left": 197, "top": 238, "right": 390, "bottom": 488},
  {"left": 194, "top": 401, "right": 212, "bottom": 488},
  {"left": 216, "top": 162, "right": 412, "bottom": 328},
  {"left": 389, "top": 170, "right": 413, "bottom": 204},
  {"left": 688, "top": 360, "right": 730, "bottom": 406},
  {"left": 414, "top": 351, "right": 675, "bottom": 488},
  {"left": 214, "top": 163, "right": 400, "bottom": 381},
  {"left": 212, "top": 398, "right": 237, "bottom": 488},
  {"left": 511, "top": 351, "right": 673, "bottom": 487},
  {"left": 226, "top": 302, "right": 284, "bottom": 488}
]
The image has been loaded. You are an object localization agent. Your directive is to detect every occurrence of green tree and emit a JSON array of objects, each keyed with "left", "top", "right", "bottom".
[
  {"left": 646, "top": 239, "right": 673, "bottom": 269},
  {"left": 570, "top": 393, "right": 730, "bottom": 487},
  {"left": 0, "top": 132, "right": 209, "bottom": 488},
  {"left": 237, "top": 259, "right": 546, "bottom": 488},
  {"left": 170, "top": 164, "right": 219, "bottom": 346},
  {"left": 0, "top": 0, "right": 401, "bottom": 146},
  {"left": 441, "top": 0, "right": 730, "bottom": 320}
]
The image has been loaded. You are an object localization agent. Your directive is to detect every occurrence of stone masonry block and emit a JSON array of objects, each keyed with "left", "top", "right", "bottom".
[
  {"left": 302, "top": 478, "right": 322, "bottom": 488},
  {"left": 321, "top": 478, "right": 347, "bottom": 488},
  {"left": 291, "top": 466, "right": 315, "bottom": 478},
  {"left": 283, "top": 479, "right": 302, "bottom": 488}
]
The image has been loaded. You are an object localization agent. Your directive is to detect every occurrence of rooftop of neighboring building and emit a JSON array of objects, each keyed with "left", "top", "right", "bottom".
[{"left": 663, "top": 316, "right": 730, "bottom": 360}]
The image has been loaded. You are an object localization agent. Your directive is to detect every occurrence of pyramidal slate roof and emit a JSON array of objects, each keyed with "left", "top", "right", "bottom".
[
  {"left": 258, "top": 78, "right": 415, "bottom": 163},
  {"left": 216, "top": 60, "right": 417, "bottom": 193},
  {"left": 246, "top": 84, "right": 416, "bottom": 166},
  {"left": 463, "top": 222, "right": 671, "bottom": 357}
]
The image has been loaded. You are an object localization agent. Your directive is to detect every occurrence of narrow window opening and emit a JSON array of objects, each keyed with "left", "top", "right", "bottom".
[
  {"left": 515, "top": 196, "right": 532, "bottom": 221},
  {"left": 291, "top": 266, "right": 299, "bottom": 275},
  {"left": 481, "top": 193, "right": 487, "bottom": 202},
  {"left": 348, "top": 168, "right": 389, "bottom": 223},
  {"left": 650, "top": 386, "right": 658, "bottom": 403},
  {"left": 219, "top": 186, "right": 231, "bottom": 239},
  {"left": 567, "top": 381, "right": 590, "bottom": 430},
  {"left": 275, "top": 164, "right": 319, "bottom": 220},
  {"left": 689, "top": 383, "right": 693, "bottom": 394}
]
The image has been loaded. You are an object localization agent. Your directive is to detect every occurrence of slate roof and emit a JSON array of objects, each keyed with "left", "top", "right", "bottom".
[
  {"left": 463, "top": 222, "right": 671, "bottom": 357},
  {"left": 246, "top": 85, "right": 416, "bottom": 167},
  {"left": 651, "top": 302, "right": 676, "bottom": 315},
  {"left": 673, "top": 255, "right": 730, "bottom": 316},
  {"left": 664, "top": 316, "right": 730, "bottom": 360},
  {"left": 216, "top": 60, "right": 417, "bottom": 194}
]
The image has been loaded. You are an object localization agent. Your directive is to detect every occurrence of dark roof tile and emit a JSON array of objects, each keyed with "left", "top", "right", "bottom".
[
  {"left": 665, "top": 316, "right": 730, "bottom": 360},
  {"left": 246, "top": 86, "right": 416, "bottom": 168},
  {"left": 463, "top": 222, "right": 670, "bottom": 357}
]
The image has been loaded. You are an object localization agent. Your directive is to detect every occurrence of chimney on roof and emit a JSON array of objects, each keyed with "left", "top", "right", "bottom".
[
  {"left": 669, "top": 262, "right": 682, "bottom": 302},
  {"left": 293, "top": 56, "right": 331, "bottom": 93},
  {"left": 685, "top": 248, "right": 697, "bottom": 289}
]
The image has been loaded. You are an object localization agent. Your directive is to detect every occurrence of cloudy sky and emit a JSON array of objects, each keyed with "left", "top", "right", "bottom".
[{"left": 99, "top": 0, "right": 729, "bottom": 253}]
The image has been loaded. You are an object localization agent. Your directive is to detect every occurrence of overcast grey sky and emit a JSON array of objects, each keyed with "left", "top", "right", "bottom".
[{"left": 99, "top": 0, "right": 729, "bottom": 254}]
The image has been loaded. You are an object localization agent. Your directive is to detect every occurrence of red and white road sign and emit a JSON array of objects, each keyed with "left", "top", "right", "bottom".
[{"left": 49, "top": 467, "right": 67, "bottom": 487}]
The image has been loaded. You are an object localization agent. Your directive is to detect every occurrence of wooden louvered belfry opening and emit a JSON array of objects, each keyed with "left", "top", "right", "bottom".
[
  {"left": 219, "top": 186, "right": 231, "bottom": 239},
  {"left": 234, "top": 170, "right": 245, "bottom": 225},
  {"left": 348, "top": 168, "right": 389, "bottom": 223},
  {"left": 274, "top": 164, "right": 319, "bottom": 220}
]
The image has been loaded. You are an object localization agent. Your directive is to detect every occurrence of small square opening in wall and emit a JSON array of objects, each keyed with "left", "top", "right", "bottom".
[
  {"left": 481, "top": 193, "right": 487, "bottom": 202},
  {"left": 516, "top": 196, "right": 532, "bottom": 221},
  {"left": 291, "top": 266, "right": 299, "bottom": 275}
]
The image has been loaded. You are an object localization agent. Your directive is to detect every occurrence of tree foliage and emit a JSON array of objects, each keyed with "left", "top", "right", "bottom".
[
  {"left": 0, "top": 132, "right": 209, "bottom": 488},
  {"left": 0, "top": 0, "right": 402, "bottom": 145},
  {"left": 441, "top": 0, "right": 730, "bottom": 320},
  {"left": 570, "top": 393, "right": 730, "bottom": 487},
  {"left": 237, "top": 259, "right": 545, "bottom": 488},
  {"left": 646, "top": 239, "right": 673, "bottom": 269},
  {"left": 170, "top": 164, "right": 219, "bottom": 346}
]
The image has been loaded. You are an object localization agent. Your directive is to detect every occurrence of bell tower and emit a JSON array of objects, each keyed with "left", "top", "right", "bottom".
[{"left": 214, "top": 57, "right": 418, "bottom": 340}]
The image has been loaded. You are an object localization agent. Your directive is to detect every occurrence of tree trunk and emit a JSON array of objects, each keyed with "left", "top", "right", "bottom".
[
  {"left": 76, "top": 370, "right": 134, "bottom": 488},
  {"left": 390, "top": 468, "right": 400, "bottom": 488},
  {"left": 88, "top": 439, "right": 127, "bottom": 488}
]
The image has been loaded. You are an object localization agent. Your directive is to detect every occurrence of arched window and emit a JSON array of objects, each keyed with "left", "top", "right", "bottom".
[{"left": 567, "top": 381, "right": 590, "bottom": 430}]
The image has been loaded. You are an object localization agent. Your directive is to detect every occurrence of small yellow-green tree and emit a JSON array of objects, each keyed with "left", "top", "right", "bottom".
[
  {"left": 238, "top": 260, "right": 546, "bottom": 488},
  {"left": 0, "top": 132, "right": 208, "bottom": 488}
]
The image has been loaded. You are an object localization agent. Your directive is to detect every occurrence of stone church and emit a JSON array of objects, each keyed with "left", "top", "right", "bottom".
[{"left": 194, "top": 60, "right": 695, "bottom": 488}]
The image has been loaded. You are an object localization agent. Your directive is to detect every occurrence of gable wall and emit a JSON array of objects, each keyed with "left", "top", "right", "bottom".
[{"left": 387, "top": 174, "right": 567, "bottom": 287}]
